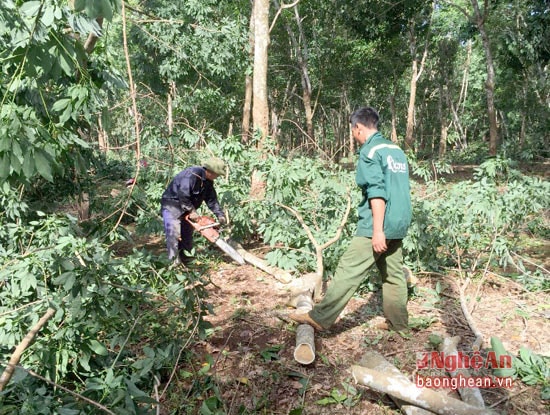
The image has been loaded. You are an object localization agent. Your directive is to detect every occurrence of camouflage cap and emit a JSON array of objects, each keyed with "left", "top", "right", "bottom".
[{"left": 203, "top": 157, "right": 226, "bottom": 175}]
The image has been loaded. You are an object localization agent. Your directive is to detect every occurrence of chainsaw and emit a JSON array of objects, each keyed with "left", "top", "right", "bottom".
[{"left": 184, "top": 215, "right": 245, "bottom": 265}]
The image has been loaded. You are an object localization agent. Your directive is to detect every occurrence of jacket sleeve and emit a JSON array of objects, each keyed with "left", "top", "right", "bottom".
[
  {"left": 356, "top": 151, "right": 387, "bottom": 201},
  {"left": 204, "top": 184, "right": 224, "bottom": 218}
]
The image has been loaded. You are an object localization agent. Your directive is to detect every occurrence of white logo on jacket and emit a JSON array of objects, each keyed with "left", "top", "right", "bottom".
[{"left": 387, "top": 155, "right": 407, "bottom": 173}]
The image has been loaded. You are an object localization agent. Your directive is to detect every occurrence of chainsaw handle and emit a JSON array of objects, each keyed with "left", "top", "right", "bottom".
[{"left": 196, "top": 222, "right": 220, "bottom": 231}]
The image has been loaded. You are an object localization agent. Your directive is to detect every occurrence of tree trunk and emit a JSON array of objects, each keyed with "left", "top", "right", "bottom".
[
  {"left": 167, "top": 81, "right": 175, "bottom": 135},
  {"left": 293, "top": 6, "right": 314, "bottom": 146},
  {"left": 405, "top": 56, "right": 418, "bottom": 150},
  {"left": 470, "top": 0, "right": 498, "bottom": 156},
  {"left": 405, "top": 5, "right": 432, "bottom": 151},
  {"left": 293, "top": 291, "right": 315, "bottom": 365},
  {"left": 389, "top": 84, "right": 399, "bottom": 143},
  {"left": 252, "top": 0, "right": 270, "bottom": 146},
  {"left": 228, "top": 240, "right": 292, "bottom": 283},
  {"left": 438, "top": 83, "right": 448, "bottom": 158},
  {"left": 242, "top": 75, "right": 253, "bottom": 143},
  {"left": 241, "top": 4, "right": 255, "bottom": 143}
]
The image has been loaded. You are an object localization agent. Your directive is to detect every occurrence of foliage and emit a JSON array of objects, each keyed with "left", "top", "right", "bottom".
[
  {"left": 208, "top": 134, "right": 357, "bottom": 275},
  {"left": 404, "top": 158, "right": 550, "bottom": 275},
  {"left": 0, "top": 0, "right": 124, "bottom": 188},
  {"left": 491, "top": 337, "right": 550, "bottom": 399},
  {"left": 513, "top": 347, "right": 550, "bottom": 399},
  {"left": 0, "top": 188, "right": 212, "bottom": 413},
  {"left": 315, "top": 382, "right": 361, "bottom": 408}
]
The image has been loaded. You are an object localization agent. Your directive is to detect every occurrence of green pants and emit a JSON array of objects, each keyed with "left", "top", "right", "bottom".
[{"left": 310, "top": 237, "right": 408, "bottom": 331}]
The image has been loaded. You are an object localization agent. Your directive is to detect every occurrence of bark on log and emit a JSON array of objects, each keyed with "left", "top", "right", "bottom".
[
  {"left": 293, "top": 292, "right": 315, "bottom": 364},
  {"left": 227, "top": 240, "right": 292, "bottom": 283},
  {"left": 352, "top": 365, "right": 495, "bottom": 415},
  {"left": 438, "top": 336, "right": 485, "bottom": 408},
  {"left": 400, "top": 406, "right": 437, "bottom": 415},
  {"left": 287, "top": 272, "right": 321, "bottom": 307},
  {"left": 359, "top": 351, "right": 435, "bottom": 415},
  {"left": 352, "top": 350, "right": 496, "bottom": 415}
]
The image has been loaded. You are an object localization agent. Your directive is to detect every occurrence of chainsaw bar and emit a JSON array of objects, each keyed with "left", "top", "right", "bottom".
[{"left": 215, "top": 238, "right": 246, "bottom": 265}]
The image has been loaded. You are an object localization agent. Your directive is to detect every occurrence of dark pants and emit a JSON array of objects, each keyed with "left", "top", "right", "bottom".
[{"left": 161, "top": 205, "right": 194, "bottom": 262}]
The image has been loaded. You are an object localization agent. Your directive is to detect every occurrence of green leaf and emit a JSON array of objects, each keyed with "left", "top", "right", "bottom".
[
  {"left": 11, "top": 140, "right": 23, "bottom": 162},
  {"left": 34, "top": 149, "right": 53, "bottom": 181},
  {"left": 21, "top": 155, "right": 35, "bottom": 178},
  {"left": 20, "top": 1, "right": 41, "bottom": 17},
  {"left": 41, "top": 5, "right": 55, "bottom": 26},
  {"left": 0, "top": 153, "right": 10, "bottom": 179},
  {"left": 58, "top": 408, "right": 81, "bottom": 415},
  {"left": 0, "top": 137, "right": 11, "bottom": 152},
  {"left": 89, "top": 339, "right": 108, "bottom": 356},
  {"left": 10, "top": 152, "right": 21, "bottom": 173},
  {"left": 52, "top": 98, "right": 71, "bottom": 113},
  {"left": 73, "top": 0, "right": 86, "bottom": 12}
]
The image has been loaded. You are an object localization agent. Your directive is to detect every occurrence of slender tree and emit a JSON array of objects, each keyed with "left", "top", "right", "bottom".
[{"left": 252, "top": 0, "right": 270, "bottom": 145}]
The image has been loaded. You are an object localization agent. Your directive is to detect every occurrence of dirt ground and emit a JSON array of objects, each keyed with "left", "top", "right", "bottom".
[{"left": 159, "top": 246, "right": 549, "bottom": 415}]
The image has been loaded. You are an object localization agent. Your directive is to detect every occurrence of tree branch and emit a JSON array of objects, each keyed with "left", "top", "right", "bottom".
[
  {"left": 269, "top": 0, "right": 300, "bottom": 33},
  {"left": 0, "top": 307, "right": 56, "bottom": 391}
]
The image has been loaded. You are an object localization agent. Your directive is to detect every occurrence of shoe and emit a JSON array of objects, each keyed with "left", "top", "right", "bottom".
[
  {"left": 368, "top": 316, "right": 390, "bottom": 330},
  {"left": 289, "top": 312, "right": 324, "bottom": 331},
  {"left": 180, "top": 255, "right": 195, "bottom": 264}
]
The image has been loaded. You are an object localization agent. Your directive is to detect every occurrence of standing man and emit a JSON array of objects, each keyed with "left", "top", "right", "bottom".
[
  {"left": 290, "top": 107, "right": 412, "bottom": 332},
  {"left": 161, "top": 157, "right": 227, "bottom": 265}
]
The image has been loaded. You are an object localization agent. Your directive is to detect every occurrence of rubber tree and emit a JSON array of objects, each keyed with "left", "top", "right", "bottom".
[
  {"left": 404, "top": 2, "right": 435, "bottom": 151},
  {"left": 440, "top": 0, "right": 499, "bottom": 156},
  {"left": 252, "top": 0, "right": 270, "bottom": 145}
]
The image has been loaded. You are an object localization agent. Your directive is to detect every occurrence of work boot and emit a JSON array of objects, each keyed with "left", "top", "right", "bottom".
[{"left": 289, "top": 312, "right": 324, "bottom": 331}]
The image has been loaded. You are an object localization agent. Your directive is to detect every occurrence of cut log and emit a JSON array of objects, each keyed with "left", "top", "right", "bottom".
[
  {"left": 400, "top": 406, "right": 437, "bottom": 415},
  {"left": 294, "top": 324, "right": 315, "bottom": 365},
  {"left": 352, "top": 350, "right": 496, "bottom": 415},
  {"left": 358, "top": 351, "right": 435, "bottom": 415},
  {"left": 287, "top": 272, "right": 321, "bottom": 307},
  {"left": 227, "top": 240, "right": 292, "bottom": 283},
  {"left": 352, "top": 365, "right": 495, "bottom": 415},
  {"left": 293, "top": 289, "right": 315, "bottom": 365},
  {"left": 439, "top": 336, "right": 485, "bottom": 408}
]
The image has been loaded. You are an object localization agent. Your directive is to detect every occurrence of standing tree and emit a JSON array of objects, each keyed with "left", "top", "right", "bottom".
[
  {"left": 442, "top": 0, "right": 499, "bottom": 156},
  {"left": 404, "top": 2, "right": 434, "bottom": 150},
  {"left": 252, "top": 0, "right": 270, "bottom": 145}
]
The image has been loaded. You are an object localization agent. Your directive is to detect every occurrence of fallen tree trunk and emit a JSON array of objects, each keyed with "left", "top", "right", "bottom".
[
  {"left": 352, "top": 351, "right": 496, "bottom": 415},
  {"left": 228, "top": 240, "right": 292, "bottom": 283},
  {"left": 439, "top": 336, "right": 485, "bottom": 408},
  {"left": 358, "top": 351, "right": 435, "bottom": 415}
]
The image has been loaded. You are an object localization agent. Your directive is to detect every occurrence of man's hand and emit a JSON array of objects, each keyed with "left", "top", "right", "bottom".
[
  {"left": 372, "top": 230, "right": 387, "bottom": 254},
  {"left": 188, "top": 210, "right": 200, "bottom": 221},
  {"left": 217, "top": 216, "right": 227, "bottom": 226},
  {"left": 370, "top": 198, "right": 387, "bottom": 254}
]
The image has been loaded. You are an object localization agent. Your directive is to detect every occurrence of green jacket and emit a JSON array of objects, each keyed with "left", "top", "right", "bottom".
[{"left": 355, "top": 132, "right": 412, "bottom": 239}]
